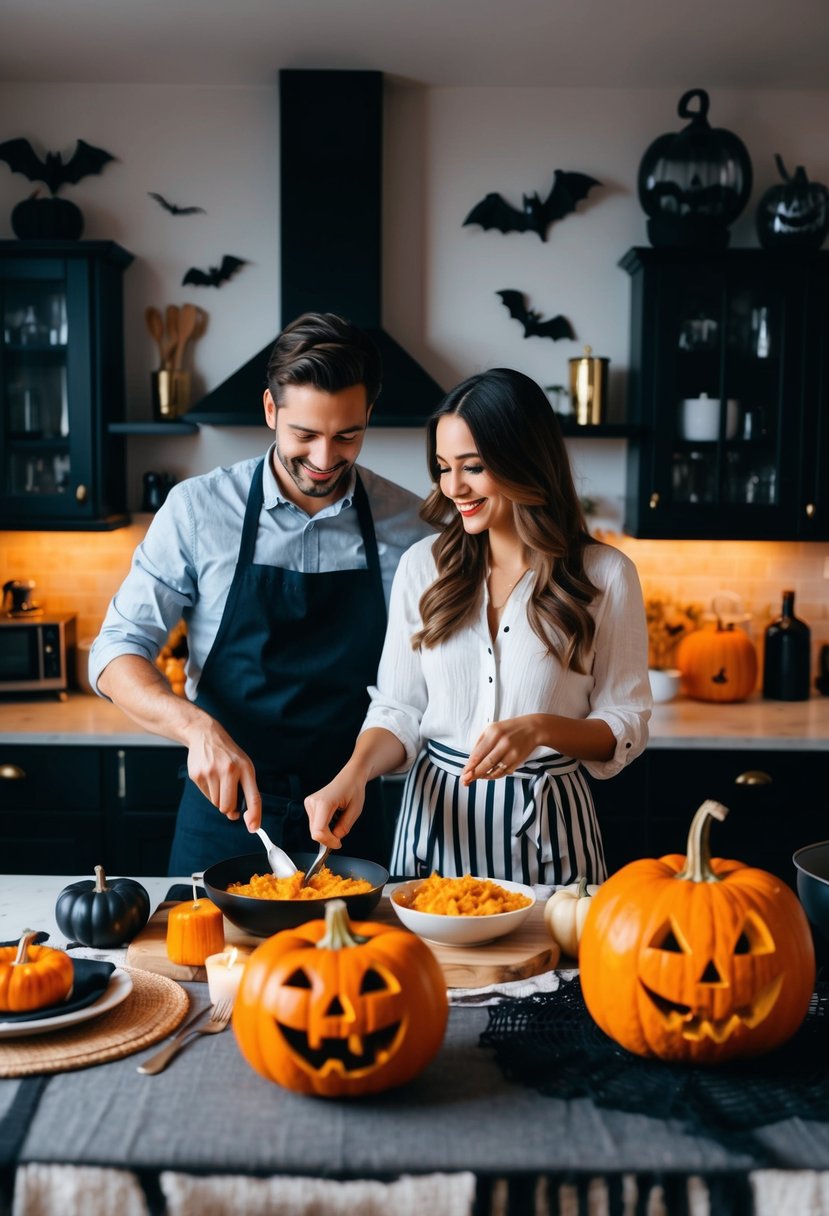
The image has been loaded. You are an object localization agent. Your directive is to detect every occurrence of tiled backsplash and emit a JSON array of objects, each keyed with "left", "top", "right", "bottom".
[{"left": 3, "top": 522, "right": 829, "bottom": 669}]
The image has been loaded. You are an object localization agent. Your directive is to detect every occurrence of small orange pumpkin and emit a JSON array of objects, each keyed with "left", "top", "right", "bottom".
[
  {"left": 0, "top": 929, "right": 74, "bottom": 1012},
  {"left": 579, "top": 800, "right": 815, "bottom": 1064},
  {"left": 676, "top": 620, "right": 758, "bottom": 702},
  {"left": 232, "top": 899, "right": 448, "bottom": 1097}
]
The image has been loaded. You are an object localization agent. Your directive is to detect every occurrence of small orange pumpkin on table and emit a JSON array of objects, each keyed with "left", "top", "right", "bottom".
[
  {"left": 0, "top": 929, "right": 74, "bottom": 1013},
  {"left": 676, "top": 617, "right": 758, "bottom": 702},
  {"left": 579, "top": 799, "right": 815, "bottom": 1064},
  {"left": 166, "top": 876, "right": 224, "bottom": 966}
]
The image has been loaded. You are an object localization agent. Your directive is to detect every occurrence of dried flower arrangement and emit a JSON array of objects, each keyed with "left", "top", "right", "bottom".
[{"left": 644, "top": 595, "right": 703, "bottom": 670}]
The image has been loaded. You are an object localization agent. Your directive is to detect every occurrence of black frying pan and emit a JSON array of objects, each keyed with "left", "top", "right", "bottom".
[{"left": 202, "top": 851, "right": 388, "bottom": 937}]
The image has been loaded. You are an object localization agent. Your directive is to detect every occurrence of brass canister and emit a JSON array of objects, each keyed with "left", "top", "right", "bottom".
[
  {"left": 569, "top": 345, "right": 609, "bottom": 426},
  {"left": 152, "top": 370, "right": 192, "bottom": 421}
]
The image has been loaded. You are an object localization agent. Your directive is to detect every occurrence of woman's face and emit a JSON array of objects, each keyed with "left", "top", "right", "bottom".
[{"left": 434, "top": 414, "right": 514, "bottom": 536}]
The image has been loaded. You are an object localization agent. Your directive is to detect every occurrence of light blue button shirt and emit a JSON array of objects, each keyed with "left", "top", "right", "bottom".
[{"left": 90, "top": 446, "right": 431, "bottom": 700}]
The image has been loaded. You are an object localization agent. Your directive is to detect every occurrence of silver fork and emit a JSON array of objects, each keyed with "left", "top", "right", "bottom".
[{"left": 136, "top": 999, "right": 233, "bottom": 1075}]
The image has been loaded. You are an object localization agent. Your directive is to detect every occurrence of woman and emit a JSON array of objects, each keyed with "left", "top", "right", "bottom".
[{"left": 305, "top": 368, "right": 651, "bottom": 884}]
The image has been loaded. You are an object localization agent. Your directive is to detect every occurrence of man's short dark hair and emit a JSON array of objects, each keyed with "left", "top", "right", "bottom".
[{"left": 266, "top": 313, "right": 382, "bottom": 407}]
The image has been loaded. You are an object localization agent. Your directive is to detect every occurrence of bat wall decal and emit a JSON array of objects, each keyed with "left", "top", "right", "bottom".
[
  {"left": 465, "top": 169, "right": 602, "bottom": 241},
  {"left": 496, "top": 290, "right": 575, "bottom": 341},
  {"left": 148, "top": 192, "right": 206, "bottom": 216},
  {"left": 0, "top": 138, "right": 115, "bottom": 195},
  {"left": 182, "top": 255, "right": 248, "bottom": 288}
]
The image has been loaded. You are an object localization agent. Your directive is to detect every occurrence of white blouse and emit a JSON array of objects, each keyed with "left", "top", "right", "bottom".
[{"left": 361, "top": 535, "right": 652, "bottom": 781}]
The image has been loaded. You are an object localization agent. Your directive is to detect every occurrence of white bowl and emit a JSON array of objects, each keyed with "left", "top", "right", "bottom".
[
  {"left": 648, "top": 667, "right": 682, "bottom": 703},
  {"left": 389, "top": 878, "right": 536, "bottom": 947}
]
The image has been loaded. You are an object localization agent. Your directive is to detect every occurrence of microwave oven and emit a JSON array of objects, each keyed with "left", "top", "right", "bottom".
[{"left": 0, "top": 612, "right": 77, "bottom": 694}]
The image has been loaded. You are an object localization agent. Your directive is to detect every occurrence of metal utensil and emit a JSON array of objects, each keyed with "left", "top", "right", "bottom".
[
  {"left": 301, "top": 810, "right": 343, "bottom": 887},
  {"left": 255, "top": 826, "right": 298, "bottom": 879},
  {"left": 136, "top": 999, "right": 233, "bottom": 1075}
]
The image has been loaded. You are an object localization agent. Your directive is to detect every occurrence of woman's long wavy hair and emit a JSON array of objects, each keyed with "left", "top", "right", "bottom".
[{"left": 412, "top": 368, "right": 600, "bottom": 672}]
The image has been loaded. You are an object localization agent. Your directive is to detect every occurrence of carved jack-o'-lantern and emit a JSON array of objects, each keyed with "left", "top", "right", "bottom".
[
  {"left": 756, "top": 155, "right": 829, "bottom": 252},
  {"left": 579, "top": 800, "right": 815, "bottom": 1063},
  {"left": 232, "top": 900, "right": 448, "bottom": 1096},
  {"left": 638, "top": 88, "right": 752, "bottom": 250}
]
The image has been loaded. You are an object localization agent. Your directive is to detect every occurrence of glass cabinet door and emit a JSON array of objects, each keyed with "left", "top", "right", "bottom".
[
  {"left": 649, "top": 258, "right": 801, "bottom": 536},
  {"left": 0, "top": 257, "right": 92, "bottom": 520}
]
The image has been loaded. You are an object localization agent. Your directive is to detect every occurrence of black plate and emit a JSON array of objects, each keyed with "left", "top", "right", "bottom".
[
  {"left": 793, "top": 840, "right": 829, "bottom": 941},
  {"left": 202, "top": 852, "right": 388, "bottom": 937}
]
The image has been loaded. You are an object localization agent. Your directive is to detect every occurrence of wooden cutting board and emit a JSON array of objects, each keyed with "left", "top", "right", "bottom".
[{"left": 126, "top": 896, "right": 560, "bottom": 989}]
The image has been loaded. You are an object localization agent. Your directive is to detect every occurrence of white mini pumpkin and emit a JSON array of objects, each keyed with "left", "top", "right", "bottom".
[{"left": 543, "top": 877, "right": 600, "bottom": 958}]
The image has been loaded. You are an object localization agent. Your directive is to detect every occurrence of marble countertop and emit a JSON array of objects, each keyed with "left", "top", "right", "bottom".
[
  {"left": 0, "top": 873, "right": 180, "bottom": 948},
  {"left": 0, "top": 689, "right": 828, "bottom": 749}
]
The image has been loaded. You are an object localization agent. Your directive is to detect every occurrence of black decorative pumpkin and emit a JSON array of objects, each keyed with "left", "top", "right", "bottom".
[
  {"left": 55, "top": 864, "right": 151, "bottom": 948},
  {"left": 638, "top": 88, "right": 753, "bottom": 250},
  {"left": 755, "top": 155, "right": 829, "bottom": 252},
  {"left": 11, "top": 193, "right": 84, "bottom": 241}
]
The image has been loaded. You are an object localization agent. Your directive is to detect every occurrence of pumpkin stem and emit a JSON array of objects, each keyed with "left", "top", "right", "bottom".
[
  {"left": 775, "top": 152, "right": 790, "bottom": 182},
  {"left": 13, "top": 929, "right": 39, "bottom": 966},
  {"left": 317, "top": 900, "right": 370, "bottom": 950},
  {"left": 94, "top": 864, "right": 108, "bottom": 894},
  {"left": 576, "top": 876, "right": 589, "bottom": 899},
  {"left": 675, "top": 799, "right": 729, "bottom": 883}
]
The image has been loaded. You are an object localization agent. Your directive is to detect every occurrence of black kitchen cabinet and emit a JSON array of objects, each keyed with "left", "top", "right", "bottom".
[
  {"left": 104, "top": 745, "right": 187, "bottom": 876},
  {"left": 0, "top": 240, "right": 133, "bottom": 530},
  {"left": 621, "top": 246, "right": 829, "bottom": 540},
  {"left": 0, "top": 744, "right": 105, "bottom": 873}
]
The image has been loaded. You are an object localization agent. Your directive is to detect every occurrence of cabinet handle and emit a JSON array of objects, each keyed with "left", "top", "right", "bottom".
[
  {"left": 649, "top": 492, "right": 660, "bottom": 509},
  {"left": 735, "top": 770, "right": 772, "bottom": 786},
  {"left": 117, "top": 748, "right": 126, "bottom": 801},
  {"left": 75, "top": 484, "right": 88, "bottom": 503},
  {"left": 806, "top": 502, "right": 816, "bottom": 519},
  {"left": 0, "top": 763, "right": 26, "bottom": 780}
]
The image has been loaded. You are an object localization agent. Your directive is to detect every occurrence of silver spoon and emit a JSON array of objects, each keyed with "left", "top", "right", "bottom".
[
  {"left": 301, "top": 810, "right": 343, "bottom": 887},
  {"left": 255, "top": 826, "right": 298, "bottom": 879}
]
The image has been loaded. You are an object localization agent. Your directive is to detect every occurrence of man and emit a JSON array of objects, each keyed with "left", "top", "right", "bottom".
[{"left": 91, "top": 313, "right": 431, "bottom": 873}]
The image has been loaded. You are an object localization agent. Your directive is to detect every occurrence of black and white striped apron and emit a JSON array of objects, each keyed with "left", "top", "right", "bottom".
[{"left": 390, "top": 739, "right": 607, "bottom": 884}]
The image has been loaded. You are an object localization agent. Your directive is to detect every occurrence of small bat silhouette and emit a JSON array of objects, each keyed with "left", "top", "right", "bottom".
[
  {"left": 465, "top": 169, "right": 602, "bottom": 241},
  {"left": 182, "top": 255, "right": 248, "bottom": 288},
  {"left": 0, "top": 137, "right": 115, "bottom": 195},
  {"left": 148, "top": 192, "right": 206, "bottom": 216},
  {"left": 496, "top": 290, "right": 575, "bottom": 342}
]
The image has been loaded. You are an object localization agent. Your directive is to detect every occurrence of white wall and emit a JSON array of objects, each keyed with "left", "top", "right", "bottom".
[{"left": 2, "top": 81, "right": 829, "bottom": 516}]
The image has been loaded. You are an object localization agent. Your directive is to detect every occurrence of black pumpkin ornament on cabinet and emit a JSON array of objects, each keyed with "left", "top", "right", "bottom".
[
  {"left": 755, "top": 155, "right": 829, "bottom": 252},
  {"left": 637, "top": 89, "right": 753, "bottom": 250},
  {"left": 0, "top": 137, "right": 115, "bottom": 241}
]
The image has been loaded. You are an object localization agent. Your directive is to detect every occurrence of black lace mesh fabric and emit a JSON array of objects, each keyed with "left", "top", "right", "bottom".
[{"left": 480, "top": 976, "right": 829, "bottom": 1147}]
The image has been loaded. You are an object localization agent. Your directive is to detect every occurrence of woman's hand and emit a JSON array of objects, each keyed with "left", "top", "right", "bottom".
[
  {"left": 304, "top": 770, "right": 368, "bottom": 850},
  {"left": 461, "top": 715, "right": 543, "bottom": 785}
]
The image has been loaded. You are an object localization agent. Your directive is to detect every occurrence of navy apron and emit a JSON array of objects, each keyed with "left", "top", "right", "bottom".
[{"left": 168, "top": 459, "right": 388, "bottom": 875}]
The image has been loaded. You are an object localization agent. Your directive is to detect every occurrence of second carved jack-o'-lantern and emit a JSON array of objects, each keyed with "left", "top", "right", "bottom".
[
  {"left": 580, "top": 800, "right": 815, "bottom": 1063},
  {"left": 232, "top": 899, "right": 448, "bottom": 1096},
  {"left": 756, "top": 155, "right": 829, "bottom": 252}
]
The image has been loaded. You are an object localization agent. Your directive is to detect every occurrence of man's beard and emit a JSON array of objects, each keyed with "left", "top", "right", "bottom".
[{"left": 275, "top": 445, "right": 352, "bottom": 500}]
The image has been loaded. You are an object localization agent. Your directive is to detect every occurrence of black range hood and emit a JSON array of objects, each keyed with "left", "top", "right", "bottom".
[{"left": 185, "top": 70, "right": 444, "bottom": 426}]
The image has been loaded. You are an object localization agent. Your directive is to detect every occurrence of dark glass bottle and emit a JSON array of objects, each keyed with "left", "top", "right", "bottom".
[{"left": 763, "top": 590, "right": 811, "bottom": 701}]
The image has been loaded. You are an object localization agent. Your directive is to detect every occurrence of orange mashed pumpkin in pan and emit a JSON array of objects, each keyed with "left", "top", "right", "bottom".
[{"left": 227, "top": 866, "right": 372, "bottom": 900}]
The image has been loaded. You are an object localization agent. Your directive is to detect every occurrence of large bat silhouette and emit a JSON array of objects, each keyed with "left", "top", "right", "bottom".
[
  {"left": 496, "top": 290, "right": 575, "bottom": 341},
  {"left": 148, "top": 192, "right": 206, "bottom": 216},
  {"left": 0, "top": 138, "right": 115, "bottom": 195},
  {"left": 465, "top": 169, "right": 601, "bottom": 241},
  {"left": 182, "top": 256, "right": 248, "bottom": 288}
]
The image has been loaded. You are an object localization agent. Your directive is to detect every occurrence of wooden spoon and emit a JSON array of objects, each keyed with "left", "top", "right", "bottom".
[
  {"left": 174, "top": 302, "right": 199, "bottom": 371},
  {"left": 145, "top": 306, "right": 165, "bottom": 369},
  {"left": 163, "top": 304, "right": 179, "bottom": 371}
]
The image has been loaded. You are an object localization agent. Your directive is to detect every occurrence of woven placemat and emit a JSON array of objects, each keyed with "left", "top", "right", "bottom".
[{"left": 0, "top": 968, "right": 189, "bottom": 1078}]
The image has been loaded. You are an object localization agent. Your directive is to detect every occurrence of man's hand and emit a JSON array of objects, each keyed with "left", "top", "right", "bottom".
[{"left": 185, "top": 718, "right": 262, "bottom": 830}]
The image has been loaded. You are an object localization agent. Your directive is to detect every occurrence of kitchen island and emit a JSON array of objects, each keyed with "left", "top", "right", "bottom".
[{"left": 2, "top": 874, "right": 829, "bottom": 1216}]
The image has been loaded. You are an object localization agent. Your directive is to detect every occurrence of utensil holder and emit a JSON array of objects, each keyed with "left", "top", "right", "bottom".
[
  {"left": 152, "top": 371, "right": 191, "bottom": 421},
  {"left": 569, "top": 346, "right": 609, "bottom": 426}
]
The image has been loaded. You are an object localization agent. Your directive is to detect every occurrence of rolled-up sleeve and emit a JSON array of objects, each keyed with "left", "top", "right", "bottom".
[
  {"left": 582, "top": 549, "right": 652, "bottom": 780},
  {"left": 89, "top": 486, "right": 198, "bottom": 696},
  {"left": 360, "top": 544, "right": 430, "bottom": 770}
]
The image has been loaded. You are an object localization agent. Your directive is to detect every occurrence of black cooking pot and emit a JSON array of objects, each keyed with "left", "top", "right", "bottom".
[
  {"left": 793, "top": 841, "right": 829, "bottom": 942},
  {"left": 202, "top": 852, "right": 388, "bottom": 937}
]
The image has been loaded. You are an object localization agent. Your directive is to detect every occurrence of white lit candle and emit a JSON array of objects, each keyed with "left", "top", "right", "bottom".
[{"left": 204, "top": 946, "right": 247, "bottom": 1005}]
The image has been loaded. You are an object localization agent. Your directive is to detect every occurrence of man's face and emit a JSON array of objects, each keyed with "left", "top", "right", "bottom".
[{"left": 264, "top": 382, "right": 371, "bottom": 512}]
